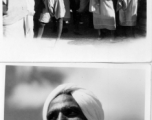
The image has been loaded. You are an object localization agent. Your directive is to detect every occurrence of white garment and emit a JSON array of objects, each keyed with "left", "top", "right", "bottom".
[
  {"left": 3, "top": 18, "right": 25, "bottom": 38},
  {"left": 3, "top": 16, "right": 34, "bottom": 39},
  {"left": 118, "top": 0, "right": 138, "bottom": 26},
  {"left": 39, "top": 10, "right": 51, "bottom": 23},
  {"left": 3, "top": 0, "right": 35, "bottom": 38},
  {"left": 26, "top": 0, "right": 35, "bottom": 15},
  {"left": 48, "top": 0, "right": 66, "bottom": 19},
  {"left": 25, "top": 0, "right": 35, "bottom": 38},
  {"left": 24, "top": 15, "right": 34, "bottom": 38},
  {"left": 43, "top": 83, "right": 104, "bottom": 120},
  {"left": 40, "top": 0, "right": 69, "bottom": 22},
  {"left": 89, "top": 0, "right": 116, "bottom": 30}
]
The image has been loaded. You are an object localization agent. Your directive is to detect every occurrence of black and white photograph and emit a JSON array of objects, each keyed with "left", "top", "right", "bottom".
[
  {"left": 1, "top": 63, "right": 151, "bottom": 120},
  {"left": 1, "top": 0, "right": 151, "bottom": 62},
  {"left": 1, "top": 0, "right": 152, "bottom": 119},
  {"left": 2, "top": 0, "right": 147, "bottom": 40}
]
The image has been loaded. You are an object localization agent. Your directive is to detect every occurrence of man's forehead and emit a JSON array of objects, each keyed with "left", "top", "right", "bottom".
[{"left": 47, "top": 94, "right": 79, "bottom": 113}]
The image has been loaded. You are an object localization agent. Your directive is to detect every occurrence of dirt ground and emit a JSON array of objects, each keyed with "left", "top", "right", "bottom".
[{"left": 34, "top": 17, "right": 146, "bottom": 41}]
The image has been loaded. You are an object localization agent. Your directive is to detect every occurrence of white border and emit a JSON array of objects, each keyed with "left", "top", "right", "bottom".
[
  {"left": 0, "top": 64, "right": 5, "bottom": 120},
  {"left": 0, "top": 1, "right": 152, "bottom": 62}
]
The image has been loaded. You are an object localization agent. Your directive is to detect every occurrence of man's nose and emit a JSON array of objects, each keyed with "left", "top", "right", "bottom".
[{"left": 57, "top": 112, "right": 66, "bottom": 120}]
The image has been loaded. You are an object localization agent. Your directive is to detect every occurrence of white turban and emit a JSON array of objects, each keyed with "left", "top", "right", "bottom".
[{"left": 43, "top": 83, "right": 104, "bottom": 120}]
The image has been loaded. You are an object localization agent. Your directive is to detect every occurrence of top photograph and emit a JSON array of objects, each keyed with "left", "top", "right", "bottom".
[{"left": 1, "top": 0, "right": 151, "bottom": 62}]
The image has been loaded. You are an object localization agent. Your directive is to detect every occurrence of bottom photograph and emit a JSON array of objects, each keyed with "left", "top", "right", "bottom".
[{"left": 4, "top": 64, "right": 151, "bottom": 120}]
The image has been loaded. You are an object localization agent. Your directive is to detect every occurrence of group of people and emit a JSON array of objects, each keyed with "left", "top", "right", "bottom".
[{"left": 3, "top": 0, "right": 138, "bottom": 40}]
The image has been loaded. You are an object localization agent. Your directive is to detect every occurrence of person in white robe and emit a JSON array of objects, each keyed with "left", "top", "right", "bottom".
[
  {"left": 117, "top": 0, "right": 138, "bottom": 37},
  {"left": 43, "top": 83, "right": 104, "bottom": 120},
  {"left": 117, "top": 0, "right": 138, "bottom": 26},
  {"left": 37, "top": 0, "right": 70, "bottom": 39},
  {"left": 89, "top": 0, "right": 116, "bottom": 39},
  {"left": 3, "top": 0, "right": 35, "bottom": 39}
]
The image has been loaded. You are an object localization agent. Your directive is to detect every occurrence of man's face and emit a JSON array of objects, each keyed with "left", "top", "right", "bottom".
[{"left": 47, "top": 94, "right": 88, "bottom": 120}]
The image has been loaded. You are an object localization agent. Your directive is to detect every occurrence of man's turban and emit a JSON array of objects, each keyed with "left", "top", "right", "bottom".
[{"left": 43, "top": 83, "right": 104, "bottom": 120}]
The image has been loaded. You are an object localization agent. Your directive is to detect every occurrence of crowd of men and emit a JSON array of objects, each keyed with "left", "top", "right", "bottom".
[{"left": 3, "top": 0, "right": 146, "bottom": 40}]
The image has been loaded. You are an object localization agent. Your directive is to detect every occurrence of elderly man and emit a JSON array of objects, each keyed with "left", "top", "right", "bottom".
[{"left": 43, "top": 83, "right": 104, "bottom": 120}]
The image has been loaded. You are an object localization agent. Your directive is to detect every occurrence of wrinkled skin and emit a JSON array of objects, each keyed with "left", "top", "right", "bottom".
[{"left": 47, "top": 94, "right": 88, "bottom": 120}]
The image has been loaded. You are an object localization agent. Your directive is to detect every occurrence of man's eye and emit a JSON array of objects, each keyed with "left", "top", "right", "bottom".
[
  {"left": 67, "top": 111, "right": 77, "bottom": 117},
  {"left": 48, "top": 116, "right": 56, "bottom": 120},
  {"left": 64, "top": 109, "right": 79, "bottom": 117},
  {"left": 49, "top": 117, "right": 56, "bottom": 120},
  {"left": 47, "top": 114, "right": 57, "bottom": 120}
]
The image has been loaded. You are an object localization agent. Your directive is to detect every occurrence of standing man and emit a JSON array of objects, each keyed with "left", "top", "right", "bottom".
[{"left": 89, "top": 0, "right": 116, "bottom": 39}]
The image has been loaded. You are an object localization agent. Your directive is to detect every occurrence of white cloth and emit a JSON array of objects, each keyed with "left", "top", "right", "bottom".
[
  {"left": 24, "top": 15, "right": 34, "bottom": 38},
  {"left": 3, "top": 0, "right": 28, "bottom": 26},
  {"left": 89, "top": 0, "right": 116, "bottom": 30},
  {"left": 3, "top": 18, "right": 25, "bottom": 38},
  {"left": 39, "top": 0, "right": 50, "bottom": 23},
  {"left": 25, "top": 0, "right": 35, "bottom": 38},
  {"left": 3, "top": 0, "right": 34, "bottom": 38},
  {"left": 26, "top": 0, "right": 35, "bottom": 15},
  {"left": 118, "top": 0, "right": 138, "bottom": 26},
  {"left": 3, "top": 16, "right": 34, "bottom": 38},
  {"left": 39, "top": 9, "right": 51, "bottom": 23},
  {"left": 43, "top": 83, "right": 104, "bottom": 120},
  {"left": 40, "top": 0, "right": 70, "bottom": 22},
  {"left": 48, "top": 0, "right": 65, "bottom": 19}
]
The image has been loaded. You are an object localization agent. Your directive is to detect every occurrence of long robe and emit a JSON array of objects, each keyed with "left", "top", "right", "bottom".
[
  {"left": 118, "top": 0, "right": 138, "bottom": 26},
  {"left": 89, "top": 0, "right": 116, "bottom": 30},
  {"left": 3, "top": 0, "right": 35, "bottom": 38}
]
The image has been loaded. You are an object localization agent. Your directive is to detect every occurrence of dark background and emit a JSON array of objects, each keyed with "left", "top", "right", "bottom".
[{"left": 33, "top": 0, "right": 147, "bottom": 39}]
